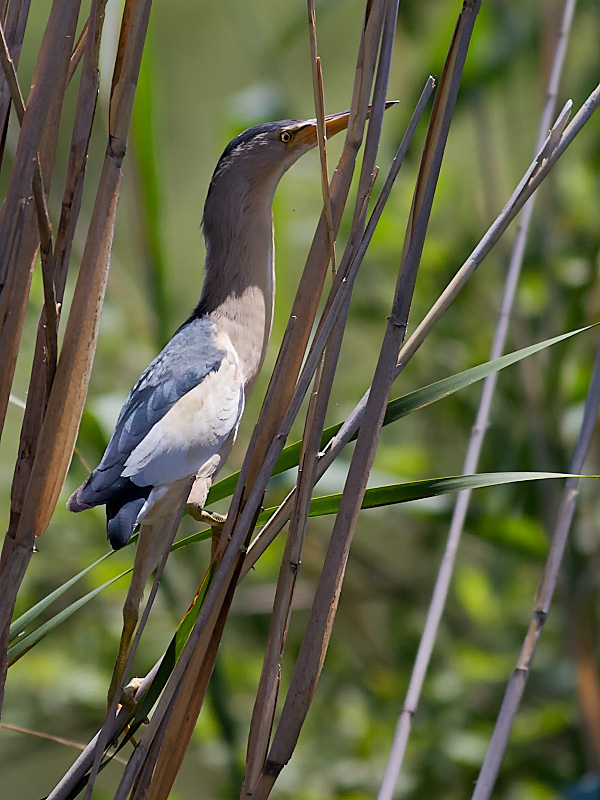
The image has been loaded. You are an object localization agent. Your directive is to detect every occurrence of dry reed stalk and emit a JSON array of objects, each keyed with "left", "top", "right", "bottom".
[
  {"left": 0, "top": 0, "right": 153, "bottom": 721},
  {"left": 0, "top": 0, "right": 79, "bottom": 434},
  {"left": 99, "top": 4, "right": 392, "bottom": 796},
  {"left": 242, "top": 3, "right": 399, "bottom": 795},
  {"left": 0, "top": 0, "right": 82, "bottom": 711},
  {"left": 0, "top": 17, "right": 58, "bottom": 385},
  {"left": 0, "top": 0, "right": 79, "bottom": 440},
  {"left": 247, "top": 5, "right": 482, "bottom": 799},
  {"left": 0, "top": 0, "right": 31, "bottom": 168},
  {"left": 308, "top": 1, "right": 335, "bottom": 273},
  {"left": 8, "top": 0, "right": 106, "bottom": 543},
  {"left": 378, "top": 2, "right": 578, "bottom": 795}
]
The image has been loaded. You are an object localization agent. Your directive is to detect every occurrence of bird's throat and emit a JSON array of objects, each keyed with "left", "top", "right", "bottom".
[{"left": 199, "top": 212, "right": 275, "bottom": 393}]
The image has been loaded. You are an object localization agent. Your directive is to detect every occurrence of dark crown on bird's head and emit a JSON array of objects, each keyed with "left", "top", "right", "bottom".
[{"left": 208, "top": 119, "right": 305, "bottom": 186}]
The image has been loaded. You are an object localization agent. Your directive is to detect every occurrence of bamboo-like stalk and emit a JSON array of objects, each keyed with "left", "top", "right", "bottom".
[
  {"left": 471, "top": 336, "right": 600, "bottom": 799},
  {"left": 105, "top": 4, "right": 392, "bottom": 796},
  {"left": 0, "top": 0, "right": 153, "bottom": 721},
  {"left": 378, "top": 3, "right": 578, "bottom": 796},
  {"left": 308, "top": 0, "right": 335, "bottom": 274},
  {"left": 0, "top": 0, "right": 82, "bottom": 712},
  {"left": 8, "top": 0, "right": 106, "bottom": 542},
  {"left": 248, "top": 6, "right": 482, "bottom": 799},
  {"left": 0, "top": 17, "right": 58, "bottom": 385},
  {"left": 0, "top": 0, "right": 31, "bottom": 169},
  {"left": 0, "top": 0, "right": 79, "bottom": 437},
  {"left": 242, "top": 3, "right": 399, "bottom": 795}
]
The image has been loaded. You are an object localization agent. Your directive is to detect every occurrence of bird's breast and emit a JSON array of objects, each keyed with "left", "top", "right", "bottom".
[{"left": 122, "top": 338, "right": 244, "bottom": 487}]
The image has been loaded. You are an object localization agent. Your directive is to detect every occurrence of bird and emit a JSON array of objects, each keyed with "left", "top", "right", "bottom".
[{"left": 67, "top": 109, "right": 353, "bottom": 706}]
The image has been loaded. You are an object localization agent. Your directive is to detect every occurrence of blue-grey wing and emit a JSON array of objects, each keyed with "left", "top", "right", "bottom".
[{"left": 68, "top": 316, "right": 243, "bottom": 510}]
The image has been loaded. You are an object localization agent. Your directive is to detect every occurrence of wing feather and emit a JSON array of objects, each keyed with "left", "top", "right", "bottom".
[{"left": 68, "top": 316, "right": 240, "bottom": 510}]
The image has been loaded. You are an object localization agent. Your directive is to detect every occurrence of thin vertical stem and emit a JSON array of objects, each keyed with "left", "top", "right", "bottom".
[
  {"left": 472, "top": 334, "right": 600, "bottom": 799},
  {"left": 378, "top": 2, "right": 578, "bottom": 797}
]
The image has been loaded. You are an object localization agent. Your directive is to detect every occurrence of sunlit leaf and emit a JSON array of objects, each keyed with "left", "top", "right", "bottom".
[
  {"left": 257, "top": 471, "right": 584, "bottom": 524},
  {"left": 9, "top": 551, "right": 113, "bottom": 644},
  {"left": 7, "top": 569, "right": 131, "bottom": 666},
  {"left": 207, "top": 326, "right": 595, "bottom": 505}
]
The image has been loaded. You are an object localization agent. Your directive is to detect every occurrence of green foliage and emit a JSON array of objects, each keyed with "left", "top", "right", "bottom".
[{"left": 2, "top": 1, "right": 600, "bottom": 799}]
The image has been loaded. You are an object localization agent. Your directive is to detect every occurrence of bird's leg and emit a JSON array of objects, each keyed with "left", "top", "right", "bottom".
[
  {"left": 107, "top": 521, "right": 164, "bottom": 712},
  {"left": 107, "top": 597, "right": 139, "bottom": 712}
]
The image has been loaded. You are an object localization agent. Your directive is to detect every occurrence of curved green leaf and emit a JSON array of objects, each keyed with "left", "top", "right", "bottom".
[
  {"left": 7, "top": 568, "right": 131, "bottom": 666},
  {"left": 206, "top": 325, "right": 595, "bottom": 505},
  {"left": 9, "top": 551, "right": 113, "bottom": 644},
  {"left": 257, "top": 471, "right": 586, "bottom": 524}
]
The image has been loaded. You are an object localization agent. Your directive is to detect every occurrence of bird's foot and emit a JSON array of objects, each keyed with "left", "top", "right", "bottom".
[
  {"left": 186, "top": 505, "right": 227, "bottom": 558},
  {"left": 120, "top": 677, "right": 144, "bottom": 711},
  {"left": 186, "top": 505, "right": 226, "bottom": 528}
]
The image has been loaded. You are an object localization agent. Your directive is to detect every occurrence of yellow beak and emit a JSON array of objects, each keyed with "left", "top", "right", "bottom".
[{"left": 294, "top": 101, "right": 397, "bottom": 147}]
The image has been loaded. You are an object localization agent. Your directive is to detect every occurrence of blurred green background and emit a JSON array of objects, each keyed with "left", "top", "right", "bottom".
[{"left": 2, "top": 0, "right": 600, "bottom": 798}]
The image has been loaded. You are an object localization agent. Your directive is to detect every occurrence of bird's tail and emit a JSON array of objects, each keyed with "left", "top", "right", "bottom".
[
  {"left": 106, "top": 494, "right": 148, "bottom": 549},
  {"left": 66, "top": 479, "right": 96, "bottom": 512}
]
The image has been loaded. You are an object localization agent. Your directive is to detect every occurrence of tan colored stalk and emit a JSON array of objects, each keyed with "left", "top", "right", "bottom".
[
  {"left": 308, "top": 1, "right": 335, "bottom": 273},
  {"left": 0, "top": 19, "right": 59, "bottom": 389},
  {"left": 249, "top": 5, "right": 482, "bottom": 799},
  {"left": 0, "top": 0, "right": 82, "bottom": 712},
  {"left": 8, "top": 0, "right": 106, "bottom": 545},
  {"left": 0, "top": 0, "right": 79, "bottom": 438},
  {"left": 106, "top": 4, "right": 389, "bottom": 797}
]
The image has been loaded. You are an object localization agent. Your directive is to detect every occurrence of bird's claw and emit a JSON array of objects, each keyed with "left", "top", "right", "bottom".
[
  {"left": 186, "top": 505, "right": 226, "bottom": 529},
  {"left": 120, "top": 677, "right": 144, "bottom": 711},
  {"left": 186, "top": 507, "right": 227, "bottom": 559}
]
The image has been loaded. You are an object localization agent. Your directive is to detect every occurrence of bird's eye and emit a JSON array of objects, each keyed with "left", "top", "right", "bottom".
[{"left": 280, "top": 130, "right": 293, "bottom": 143}]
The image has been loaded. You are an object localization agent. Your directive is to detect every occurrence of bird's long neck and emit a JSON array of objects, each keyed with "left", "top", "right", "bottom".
[{"left": 196, "top": 176, "right": 277, "bottom": 394}]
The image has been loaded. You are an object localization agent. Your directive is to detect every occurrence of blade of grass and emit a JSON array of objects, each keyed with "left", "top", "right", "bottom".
[
  {"left": 208, "top": 322, "right": 595, "bottom": 508},
  {"left": 8, "top": 551, "right": 113, "bottom": 643},
  {"left": 8, "top": 568, "right": 131, "bottom": 665},
  {"left": 280, "top": 472, "right": 583, "bottom": 518}
]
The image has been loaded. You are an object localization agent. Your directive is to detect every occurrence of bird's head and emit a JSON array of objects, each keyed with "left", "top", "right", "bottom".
[{"left": 207, "top": 109, "right": 354, "bottom": 200}]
